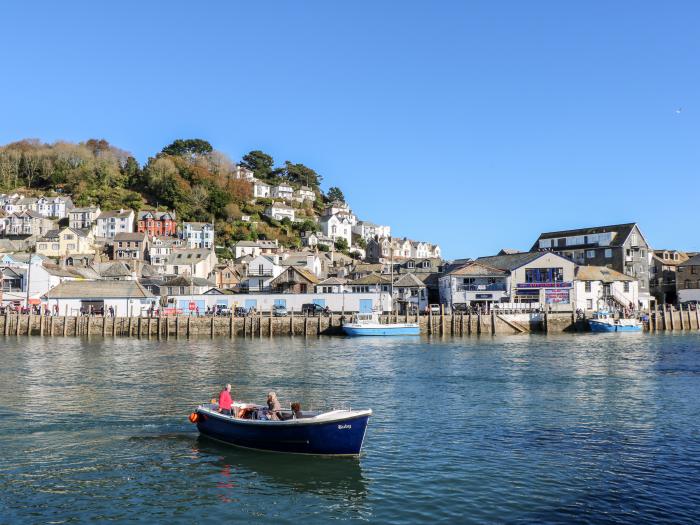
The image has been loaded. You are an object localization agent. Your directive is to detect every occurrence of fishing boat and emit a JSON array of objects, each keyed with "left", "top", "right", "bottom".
[
  {"left": 190, "top": 402, "right": 372, "bottom": 456},
  {"left": 342, "top": 312, "right": 420, "bottom": 336},
  {"left": 588, "top": 310, "right": 642, "bottom": 332}
]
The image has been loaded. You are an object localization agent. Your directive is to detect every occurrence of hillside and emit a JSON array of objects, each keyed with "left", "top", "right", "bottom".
[{"left": 0, "top": 138, "right": 344, "bottom": 252}]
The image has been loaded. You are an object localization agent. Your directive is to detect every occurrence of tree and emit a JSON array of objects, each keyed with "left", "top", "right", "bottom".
[
  {"left": 356, "top": 237, "right": 367, "bottom": 250},
  {"left": 334, "top": 237, "right": 349, "bottom": 251},
  {"left": 326, "top": 186, "right": 345, "bottom": 203},
  {"left": 240, "top": 150, "right": 274, "bottom": 179},
  {"left": 161, "top": 139, "right": 213, "bottom": 159},
  {"left": 280, "top": 161, "right": 322, "bottom": 188},
  {"left": 121, "top": 156, "right": 141, "bottom": 187}
]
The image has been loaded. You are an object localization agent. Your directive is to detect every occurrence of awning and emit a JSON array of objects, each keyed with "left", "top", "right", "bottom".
[{"left": 28, "top": 298, "right": 41, "bottom": 305}]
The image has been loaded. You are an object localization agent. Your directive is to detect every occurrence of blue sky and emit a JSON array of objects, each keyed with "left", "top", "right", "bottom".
[{"left": 1, "top": 1, "right": 698, "bottom": 258}]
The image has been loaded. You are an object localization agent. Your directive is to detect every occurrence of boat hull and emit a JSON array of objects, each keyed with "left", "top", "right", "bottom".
[
  {"left": 342, "top": 323, "right": 420, "bottom": 336},
  {"left": 588, "top": 319, "right": 642, "bottom": 332},
  {"left": 195, "top": 408, "right": 371, "bottom": 455}
]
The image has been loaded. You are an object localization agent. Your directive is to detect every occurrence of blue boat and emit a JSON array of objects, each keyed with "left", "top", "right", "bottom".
[
  {"left": 342, "top": 313, "right": 420, "bottom": 336},
  {"left": 192, "top": 402, "right": 372, "bottom": 456},
  {"left": 588, "top": 310, "right": 642, "bottom": 332}
]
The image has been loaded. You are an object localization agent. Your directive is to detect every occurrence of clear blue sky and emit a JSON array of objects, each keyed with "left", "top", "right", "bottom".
[{"left": 1, "top": 1, "right": 698, "bottom": 259}]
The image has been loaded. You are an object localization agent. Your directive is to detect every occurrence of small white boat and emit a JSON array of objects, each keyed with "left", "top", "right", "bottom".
[{"left": 342, "top": 312, "right": 420, "bottom": 336}]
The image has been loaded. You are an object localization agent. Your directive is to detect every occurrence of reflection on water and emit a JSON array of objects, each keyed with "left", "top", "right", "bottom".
[{"left": 1, "top": 333, "right": 700, "bottom": 523}]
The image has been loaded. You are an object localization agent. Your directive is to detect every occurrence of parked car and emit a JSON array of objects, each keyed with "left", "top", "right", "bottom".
[
  {"left": 302, "top": 303, "right": 328, "bottom": 316},
  {"left": 428, "top": 304, "right": 441, "bottom": 315},
  {"left": 452, "top": 303, "right": 469, "bottom": 313},
  {"left": 273, "top": 304, "right": 288, "bottom": 317},
  {"left": 215, "top": 305, "right": 232, "bottom": 316},
  {"left": 233, "top": 307, "right": 248, "bottom": 317}
]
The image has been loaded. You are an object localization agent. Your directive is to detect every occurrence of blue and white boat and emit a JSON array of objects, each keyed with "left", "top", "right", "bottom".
[
  {"left": 588, "top": 310, "right": 642, "bottom": 332},
  {"left": 191, "top": 402, "right": 371, "bottom": 456},
  {"left": 342, "top": 312, "right": 420, "bottom": 336}
]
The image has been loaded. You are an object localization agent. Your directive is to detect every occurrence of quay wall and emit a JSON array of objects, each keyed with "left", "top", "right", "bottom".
[{"left": 1, "top": 307, "right": 698, "bottom": 338}]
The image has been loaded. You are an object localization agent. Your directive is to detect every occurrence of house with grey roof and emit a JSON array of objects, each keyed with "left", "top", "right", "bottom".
[
  {"left": 676, "top": 253, "right": 700, "bottom": 305},
  {"left": 42, "top": 280, "right": 156, "bottom": 316},
  {"left": 439, "top": 261, "right": 509, "bottom": 309},
  {"left": 96, "top": 209, "right": 135, "bottom": 239},
  {"left": 165, "top": 248, "right": 218, "bottom": 279},
  {"left": 531, "top": 223, "right": 651, "bottom": 307},
  {"left": 69, "top": 206, "right": 101, "bottom": 230},
  {"left": 181, "top": 222, "right": 214, "bottom": 249},
  {"left": 393, "top": 273, "right": 428, "bottom": 313}
]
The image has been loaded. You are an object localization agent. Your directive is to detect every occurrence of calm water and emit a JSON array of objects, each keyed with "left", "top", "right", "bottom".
[{"left": 1, "top": 333, "right": 700, "bottom": 524}]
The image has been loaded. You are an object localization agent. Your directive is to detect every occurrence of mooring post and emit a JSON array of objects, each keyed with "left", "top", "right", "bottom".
[
  {"left": 491, "top": 309, "right": 496, "bottom": 335},
  {"left": 211, "top": 316, "right": 215, "bottom": 338},
  {"left": 3, "top": 312, "right": 9, "bottom": 336},
  {"left": 187, "top": 315, "right": 191, "bottom": 338},
  {"left": 440, "top": 305, "right": 445, "bottom": 335},
  {"left": 175, "top": 316, "right": 180, "bottom": 339},
  {"left": 304, "top": 315, "right": 308, "bottom": 337},
  {"left": 290, "top": 308, "right": 294, "bottom": 336},
  {"left": 229, "top": 315, "right": 233, "bottom": 338},
  {"left": 165, "top": 316, "right": 169, "bottom": 340},
  {"left": 428, "top": 309, "right": 433, "bottom": 335}
]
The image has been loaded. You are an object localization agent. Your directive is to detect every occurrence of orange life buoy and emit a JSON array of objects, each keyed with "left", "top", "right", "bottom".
[{"left": 189, "top": 412, "right": 199, "bottom": 423}]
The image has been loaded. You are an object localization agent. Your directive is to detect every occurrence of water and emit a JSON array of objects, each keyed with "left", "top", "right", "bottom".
[{"left": 1, "top": 333, "right": 700, "bottom": 524}]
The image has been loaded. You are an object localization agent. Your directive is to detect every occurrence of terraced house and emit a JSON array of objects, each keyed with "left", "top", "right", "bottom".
[{"left": 676, "top": 254, "right": 700, "bottom": 305}]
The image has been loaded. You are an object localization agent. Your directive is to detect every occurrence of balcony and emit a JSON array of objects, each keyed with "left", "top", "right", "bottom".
[
  {"left": 458, "top": 283, "right": 507, "bottom": 292},
  {"left": 247, "top": 269, "right": 274, "bottom": 277}
]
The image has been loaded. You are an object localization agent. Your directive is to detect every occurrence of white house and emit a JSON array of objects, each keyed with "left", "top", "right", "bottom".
[
  {"left": 165, "top": 248, "right": 218, "bottom": 279},
  {"left": 233, "top": 239, "right": 280, "bottom": 259},
  {"left": 320, "top": 214, "right": 352, "bottom": 247},
  {"left": 280, "top": 252, "right": 323, "bottom": 277},
  {"left": 294, "top": 186, "right": 316, "bottom": 203},
  {"left": 573, "top": 265, "right": 639, "bottom": 312},
  {"left": 301, "top": 231, "right": 334, "bottom": 250},
  {"left": 352, "top": 221, "right": 391, "bottom": 241},
  {"left": 240, "top": 254, "right": 284, "bottom": 293},
  {"left": 0, "top": 254, "right": 53, "bottom": 305},
  {"left": 272, "top": 183, "right": 294, "bottom": 200},
  {"left": 439, "top": 261, "right": 509, "bottom": 309},
  {"left": 148, "top": 236, "right": 178, "bottom": 269},
  {"left": 265, "top": 203, "right": 295, "bottom": 222},
  {"left": 96, "top": 209, "right": 135, "bottom": 239},
  {"left": 69, "top": 206, "right": 101, "bottom": 230},
  {"left": 181, "top": 222, "right": 214, "bottom": 249},
  {"left": 393, "top": 273, "right": 429, "bottom": 314},
  {"left": 41, "top": 280, "right": 157, "bottom": 317},
  {"left": 34, "top": 196, "right": 74, "bottom": 218},
  {"left": 234, "top": 165, "right": 255, "bottom": 181},
  {"left": 253, "top": 180, "right": 271, "bottom": 199}
]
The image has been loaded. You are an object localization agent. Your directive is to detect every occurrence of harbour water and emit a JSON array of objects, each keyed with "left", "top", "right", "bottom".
[{"left": 1, "top": 333, "right": 699, "bottom": 524}]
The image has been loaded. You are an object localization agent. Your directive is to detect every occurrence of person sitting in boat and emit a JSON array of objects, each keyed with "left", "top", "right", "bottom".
[
  {"left": 267, "top": 391, "right": 282, "bottom": 420},
  {"left": 218, "top": 384, "right": 233, "bottom": 415},
  {"left": 291, "top": 402, "right": 303, "bottom": 419}
]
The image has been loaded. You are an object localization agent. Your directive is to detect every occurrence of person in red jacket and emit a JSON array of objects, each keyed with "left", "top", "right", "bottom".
[{"left": 218, "top": 384, "right": 233, "bottom": 415}]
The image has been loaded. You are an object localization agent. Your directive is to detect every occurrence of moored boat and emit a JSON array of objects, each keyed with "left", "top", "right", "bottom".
[
  {"left": 342, "top": 312, "right": 420, "bottom": 336},
  {"left": 588, "top": 310, "right": 642, "bottom": 332},
  {"left": 190, "top": 402, "right": 371, "bottom": 456}
]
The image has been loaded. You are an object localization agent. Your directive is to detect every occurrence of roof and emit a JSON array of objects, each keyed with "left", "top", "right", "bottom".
[
  {"left": 652, "top": 250, "right": 690, "bottom": 266},
  {"left": 531, "top": 223, "right": 638, "bottom": 249},
  {"left": 680, "top": 254, "right": 700, "bottom": 267},
  {"left": 137, "top": 210, "right": 176, "bottom": 220},
  {"left": 316, "top": 277, "right": 346, "bottom": 286},
  {"left": 98, "top": 209, "right": 133, "bottom": 219},
  {"left": 162, "top": 276, "right": 216, "bottom": 287},
  {"left": 349, "top": 273, "right": 392, "bottom": 285},
  {"left": 166, "top": 248, "right": 212, "bottom": 264},
  {"left": 93, "top": 262, "right": 132, "bottom": 278},
  {"left": 393, "top": 273, "right": 426, "bottom": 287},
  {"left": 575, "top": 265, "right": 635, "bottom": 282},
  {"left": 270, "top": 266, "right": 319, "bottom": 285},
  {"left": 71, "top": 206, "right": 99, "bottom": 213},
  {"left": 498, "top": 248, "right": 522, "bottom": 255},
  {"left": 114, "top": 232, "right": 147, "bottom": 242},
  {"left": 43, "top": 280, "right": 155, "bottom": 299},
  {"left": 447, "top": 262, "right": 507, "bottom": 277},
  {"left": 183, "top": 222, "right": 213, "bottom": 228},
  {"left": 476, "top": 252, "right": 548, "bottom": 271}
]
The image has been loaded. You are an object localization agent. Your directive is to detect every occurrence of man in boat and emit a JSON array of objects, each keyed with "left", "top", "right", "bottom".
[
  {"left": 218, "top": 384, "right": 233, "bottom": 415},
  {"left": 267, "top": 391, "right": 282, "bottom": 420},
  {"left": 291, "top": 402, "right": 303, "bottom": 419}
]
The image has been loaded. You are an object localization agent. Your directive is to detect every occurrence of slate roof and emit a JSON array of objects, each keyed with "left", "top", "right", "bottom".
[
  {"left": 316, "top": 277, "right": 347, "bottom": 286},
  {"left": 349, "top": 273, "right": 392, "bottom": 285},
  {"left": 680, "top": 254, "right": 700, "bottom": 267},
  {"left": 531, "top": 223, "right": 637, "bottom": 250},
  {"left": 98, "top": 209, "right": 133, "bottom": 219},
  {"left": 476, "top": 252, "right": 547, "bottom": 271},
  {"left": 270, "top": 266, "right": 319, "bottom": 285},
  {"left": 162, "top": 276, "right": 216, "bottom": 287},
  {"left": 393, "top": 273, "right": 426, "bottom": 288},
  {"left": 575, "top": 265, "right": 635, "bottom": 282},
  {"left": 137, "top": 210, "right": 176, "bottom": 220},
  {"left": 114, "top": 232, "right": 147, "bottom": 242},
  {"left": 43, "top": 280, "right": 154, "bottom": 299},
  {"left": 447, "top": 262, "right": 507, "bottom": 277}
]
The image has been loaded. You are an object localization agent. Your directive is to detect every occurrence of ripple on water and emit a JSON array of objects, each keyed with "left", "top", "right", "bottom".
[{"left": 1, "top": 333, "right": 700, "bottom": 524}]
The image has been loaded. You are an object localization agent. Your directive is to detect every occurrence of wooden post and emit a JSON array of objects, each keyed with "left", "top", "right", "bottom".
[
  {"left": 187, "top": 316, "right": 191, "bottom": 338},
  {"left": 476, "top": 311, "right": 481, "bottom": 334},
  {"left": 128, "top": 316, "right": 133, "bottom": 337},
  {"left": 679, "top": 304, "right": 686, "bottom": 330},
  {"left": 74, "top": 315, "right": 79, "bottom": 337},
  {"left": 460, "top": 312, "right": 464, "bottom": 336},
  {"left": 157, "top": 316, "right": 162, "bottom": 340},
  {"left": 491, "top": 309, "right": 496, "bottom": 335},
  {"left": 654, "top": 304, "right": 659, "bottom": 331},
  {"left": 102, "top": 316, "right": 107, "bottom": 336},
  {"left": 49, "top": 314, "right": 54, "bottom": 336},
  {"left": 28, "top": 313, "right": 33, "bottom": 336},
  {"left": 544, "top": 311, "right": 549, "bottom": 334},
  {"left": 112, "top": 317, "right": 117, "bottom": 337},
  {"left": 695, "top": 306, "right": 700, "bottom": 331},
  {"left": 304, "top": 315, "right": 308, "bottom": 337},
  {"left": 176, "top": 316, "right": 180, "bottom": 339},
  {"left": 669, "top": 305, "right": 675, "bottom": 330},
  {"left": 86, "top": 314, "right": 90, "bottom": 337},
  {"left": 165, "top": 317, "right": 169, "bottom": 340},
  {"left": 269, "top": 307, "right": 273, "bottom": 338},
  {"left": 428, "top": 309, "right": 433, "bottom": 335},
  {"left": 211, "top": 316, "right": 215, "bottom": 338},
  {"left": 258, "top": 313, "right": 262, "bottom": 339},
  {"left": 39, "top": 308, "right": 44, "bottom": 336},
  {"left": 440, "top": 305, "right": 445, "bottom": 335},
  {"left": 63, "top": 314, "right": 68, "bottom": 337},
  {"left": 147, "top": 317, "right": 152, "bottom": 339},
  {"left": 3, "top": 313, "right": 9, "bottom": 336},
  {"left": 290, "top": 308, "right": 294, "bottom": 336},
  {"left": 229, "top": 315, "right": 233, "bottom": 338}
]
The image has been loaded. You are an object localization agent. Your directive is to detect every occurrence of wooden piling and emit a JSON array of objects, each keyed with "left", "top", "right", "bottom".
[
  {"left": 491, "top": 309, "right": 496, "bottom": 335},
  {"left": 112, "top": 317, "right": 116, "bottom": 337},
  {"left": 229, "top": 315, "right": 233, "bottom": 338},
  {"left": 211, "top": 316, "right": 215, "bottom": 338},
  {"left": 680, "top": 304, "right": 686, "bottom": 330},
  {"left": 669, "top": 306, "right": 675, "bottom": 330},
  {"left": 102, "top": 316, "right": 107, "bottom": 336},
  {"left": 440, "top": 305, "right": 445, "bottom": 336},
  {"left": 428, "top": 309, "right": 433, "bottom": 335},
  {"left": 165, "top": 317, "right": 169, "bottom": 340},
  {"left": 187, "top": 316, "right": 191, "bottom": 338},
  {"left": 176, "top": 316, "right": 180, "bottom": 339},
  {"left": 86, "top": 315, "right": 91, "bottom": 337},
  {"left": 4, "top": 313, "right": 9, "bottom": 336}
]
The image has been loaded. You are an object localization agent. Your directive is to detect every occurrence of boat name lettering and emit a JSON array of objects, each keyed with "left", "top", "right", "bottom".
[{"left": 338, "top": 424, "right": 352, "bottom": 430}]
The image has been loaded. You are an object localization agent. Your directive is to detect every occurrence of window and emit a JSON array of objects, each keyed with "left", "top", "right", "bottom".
[
  {"left": 663, "top": 252, "right": 669, "bottom": 260},
  {"left": 586, "top": 250, "right": 595, "bottom": 258},
  {"left": 525, "top": 267, "right": 564, "bottom": 283},
  {"left": 539, "top": 239, "right": 551, "bottom": 249},
  {"left": 604, "top": 249, "right": 612, "bottom": 258},
  {"left": 624, "top": 282, "right": 630, "bottom": 293},
  {"left": 630, "top": 234, "right": 638, "bottom": 246},
  {"left": 586, "top": 299, "right": 593, "bottom": 309},
  {"left": 673, "top": 253, "right": 679, "bottom": 261},
  {"left": 685, "top": 280, "right": 691, "bottom": 289},
  {"left": 585, "top": 281, "right": 591, "bottom": 292},
  {"left": 693, "top": 267, "right": 698, "bottom": 275}
]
